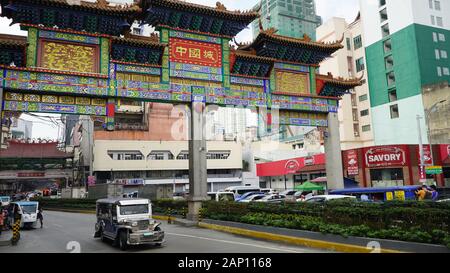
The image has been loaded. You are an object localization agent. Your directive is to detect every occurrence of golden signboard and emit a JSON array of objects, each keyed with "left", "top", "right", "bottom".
[
  {"left": 40, "top": 41, "right": 97, "bottom": 73},
  {"left": 275, "top": 71, "right": 309, "bottom": 95}
]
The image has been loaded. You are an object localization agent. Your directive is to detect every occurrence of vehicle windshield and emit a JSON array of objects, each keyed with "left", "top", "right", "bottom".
[
  {"left": 119, "top": 204, "right": 149, "bottom": 215},
  {"left": 0, "top": 197, "right": 10, "bottom": 201},
  {"left": 21, "top": 205, "right": 37, "bottom": 214}
]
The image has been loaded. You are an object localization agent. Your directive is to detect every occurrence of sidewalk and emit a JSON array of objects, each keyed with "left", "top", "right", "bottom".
[{"left": 0, "top": 230, "right": 12, "bottom": 247}]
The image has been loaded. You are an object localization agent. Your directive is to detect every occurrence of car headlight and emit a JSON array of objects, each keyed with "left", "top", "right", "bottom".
[{"left": 131, "top": 221, "right": 138, "bottom": 227}]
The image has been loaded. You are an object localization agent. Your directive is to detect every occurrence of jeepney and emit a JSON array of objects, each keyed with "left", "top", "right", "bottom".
[{"left": 94, "top": 198, "right": 164, "bottom": 250}]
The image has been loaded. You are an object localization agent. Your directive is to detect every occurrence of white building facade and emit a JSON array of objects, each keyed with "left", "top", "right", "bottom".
[{"left": 317, "top": 15, "right": 374, "bottom": 150}]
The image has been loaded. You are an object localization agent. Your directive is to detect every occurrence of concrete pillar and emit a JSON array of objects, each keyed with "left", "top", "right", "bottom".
[
  {"left": 324, "top": 112, "right": 344, "bottom": 190},
  {"left": 0, "top": 87, "right": 3, "bottom": 148},
  {"left": 187, "top": 100, "right": 208, "bottom": 222}
]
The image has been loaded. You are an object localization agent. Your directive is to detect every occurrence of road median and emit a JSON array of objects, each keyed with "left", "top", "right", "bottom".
[{"left": 43, "top": 207, "right": 449, "bottom": 253}]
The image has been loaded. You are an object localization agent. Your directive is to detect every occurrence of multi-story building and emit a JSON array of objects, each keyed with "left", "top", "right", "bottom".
[
  {"left": 317, "top": 15, "right": 375, "bottom": 150},
  {"left": 93, "top": 140, "right": 244, "bottom": 192},
  {"left": 360, "top": 0, "right": 450, "bottom": 145},
  {"left": 252, "top": 0, "right": 322, "bottom": 40}
]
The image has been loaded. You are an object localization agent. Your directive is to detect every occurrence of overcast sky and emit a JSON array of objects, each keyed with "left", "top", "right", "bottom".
[{"left": 0, "top": 0, "right": 359, "bottom": 140}]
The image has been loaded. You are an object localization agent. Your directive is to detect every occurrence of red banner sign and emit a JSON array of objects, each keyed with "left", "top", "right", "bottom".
[
  {"left": 364, "top": 146, "right": 406, "bottom": 168},
  {"left": 169, "top": 38, "right": 222, "bottom": 67},
  {"left": 345, "top": 150, "right": 359, "bottom": 175},
  {"left": 17, "top": 172, "right": 45, "bottom": 177},
  {"left": 417, "top": 145, "right": 432, "bottom": 165},
  {"left": 439, "top": 144, "right": 450, "bottom": 163}
]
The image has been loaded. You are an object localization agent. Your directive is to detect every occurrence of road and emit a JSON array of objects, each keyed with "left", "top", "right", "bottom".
[{"left": 0, "top": 211, "right": 331, "bottom": 253}]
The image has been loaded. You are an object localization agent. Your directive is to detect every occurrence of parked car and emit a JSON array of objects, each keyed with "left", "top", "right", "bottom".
[
  {"left": 238, "top": 193, "right": 266, "bottom": 203},
  {"left": 279, "top": 190, "right": 298, "bottom": 197},
  {"left": 173, "top": 192, "right": 187, "bottom": 200},
  {"left": 304, "top": 195, "right": 356, "bottom": 203},
  {"left": 260, "top": 188, "right": 277, "bottom": 194},
  {"left": 94, "top": 198, "right": 164, "bottom": 250},
  {"left": 255, "top": 194, "right": 286, "bottom": 204},
  {"left": 235, "top": 191, "right": 263, "bottom": 202}
]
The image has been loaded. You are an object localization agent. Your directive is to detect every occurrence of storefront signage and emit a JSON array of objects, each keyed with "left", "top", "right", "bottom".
[
  {"left": 17, "top": 172, "right": 45, "bottom": 177},
  {"left": 439, "top": 144, "right": 450, "bottom": 162},
  {"left": 115, "top": 179, "right": 145, "bottom": 185},
  {"left": 394, "top": 190, "right": 405, "bottom": 201},
  {"left": 425, "top": 166, "right": 443, "bottom": 175},
  {"left": 169, "top": 38, "right": 222, "bottom": 67},
  {"left": 285, "top": 160, "right": 300, "bottom": 174},
  {"left": 346, "top": 150, "right": 359, "bottom": 175},
  {"left": 364, "top": 146, "right": 406, "bottom": 168},
  {"left": 304, "top": 156, "right": 315, "bottom": 166},
  {"left": 417, "top": 145, "right": 432, "bottom": 165}
]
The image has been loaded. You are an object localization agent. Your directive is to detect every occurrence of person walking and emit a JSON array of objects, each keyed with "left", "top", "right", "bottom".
[{"left": 37, "top": 207, "right": 43, "bottom": 228}]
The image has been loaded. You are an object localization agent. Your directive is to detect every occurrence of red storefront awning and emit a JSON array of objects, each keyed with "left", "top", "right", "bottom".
[{"left": 256, "top": 154, "right": 325, "bottom": 177}]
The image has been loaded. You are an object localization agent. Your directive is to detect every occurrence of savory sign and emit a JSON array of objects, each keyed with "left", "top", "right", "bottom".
[{"left": 364, "top": 146, "right": 406, "bottom": 168}]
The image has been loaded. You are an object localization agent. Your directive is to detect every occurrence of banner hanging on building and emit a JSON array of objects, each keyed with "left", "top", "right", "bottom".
[{"left": 345, "top": 150, "right": 359, "bottom": 175}]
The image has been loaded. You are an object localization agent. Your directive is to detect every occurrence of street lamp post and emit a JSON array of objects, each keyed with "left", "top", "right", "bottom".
[{"left": 422, "top": 99, "right": 446, "bottom": 185}]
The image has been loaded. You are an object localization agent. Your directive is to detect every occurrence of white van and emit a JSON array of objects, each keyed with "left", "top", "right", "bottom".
[
  {"left": 224, "top": 186, "right": 261, "bottom": 198},
  {"left": 207, "top": 192, "right": 235, "bottom": 202}
]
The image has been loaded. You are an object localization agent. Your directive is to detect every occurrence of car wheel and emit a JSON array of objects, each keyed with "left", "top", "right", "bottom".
[
  {"left": 155, "top": 243, "right": 162, "bottom": 247},
  {"left": 119, "top": 231, "right": 128, "bottom": 251}
]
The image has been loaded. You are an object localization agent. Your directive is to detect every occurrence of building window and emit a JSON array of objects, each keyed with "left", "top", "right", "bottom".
[
  {"left": 353, "top": 124, "right": 360, "bottom": 137},
  {"left": 362, "top": 125, "right": 371, "bottom": 132},
  {"left": 437, "top": 66, "right": 442, "bottom": 76},
  {"left": 176, "top": 151, "right": 189, "bottom": 160},
  {"left": 443, "top": 67, "right": 450, "bottom": 76},
  {"left": 385, "top": 55, "right": 394, "bottom": 70},
  {"left": 360, "top": 109, "right": 369, "bottom": 117},
  {"left": 390, "top": 104, "right": 399, "bottom": 119},
  {"left": 383, "top": 39, "right": 392, "bottom": 53},
  {"left": 436, "top": 17, "right": 443, "bottom": 27},
  {"left": 386, "top": 71, "right": 396, "bottom": 86},
  {"left": 379, "top": 0, "right": 386, "bottom": 7},
  {"left": 381, "top": 24, "right": 390, "bottom": 38},
  {"left": 346, "top": 37, "right": 351, "bottom": 50},
  {"left": 356, "top": 57, "right": 365, "bottom": 72},
  {"left": 433, "top": 32, "right": 438, "bottom": 42},
  {"left": 435, "top": 0, "right": 441, "bottom": 10},
  {"left": 379, "top": 8, "right": 388, "bottom": 23},
  {"left": 147, "top": 151, "right": 174, "bottom": 160},
  {"left": 441, "top": 50, "right": 448, "bottom": 59},
  {"left": 388, "top": 89, "right": 398, "bottom": 102},
  {"left": 431, "top": 15, "right": 436, "bottom": 25},
  {"left": 353, "top": 35, "right": 362, "bottom": 50},
  {"left": 435, "top": 49, "right": 441, "bottom": 59},
  {"left": 429, "top": 0, "right": 434, "bottom": 8},
  {"left": 207, "top": 151, "right": 231, "bottom": 160},
  {"left": 359, "top": 94, "right": 368, "bottom": 102},
  {"left": 438, "top": 33, "right": 446, "bottom": 41}
]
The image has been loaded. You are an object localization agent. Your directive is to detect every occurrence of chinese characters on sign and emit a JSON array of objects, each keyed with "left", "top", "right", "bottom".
[{"left": 170, "top": 38, "right": 222, "bottom": 67}]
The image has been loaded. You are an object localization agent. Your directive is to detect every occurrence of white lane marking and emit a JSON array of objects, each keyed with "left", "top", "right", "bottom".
[{"left": 166, "top": 232, "right": 306, "bottom": 253}]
